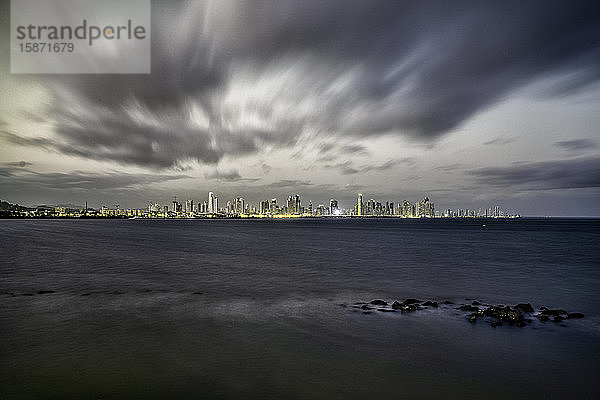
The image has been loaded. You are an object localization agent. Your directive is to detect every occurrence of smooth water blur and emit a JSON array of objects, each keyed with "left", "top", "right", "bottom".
[{"left": 1, "top": 218, "right": 599, "bottom": 399}]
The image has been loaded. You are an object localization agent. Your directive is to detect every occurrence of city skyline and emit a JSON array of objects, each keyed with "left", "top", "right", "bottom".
[
  {"left": 1, "top": 1, "right": 599, "bottom": 216},
  {"left": 1, "top": 189, "right": 518, "bottom": 219}
]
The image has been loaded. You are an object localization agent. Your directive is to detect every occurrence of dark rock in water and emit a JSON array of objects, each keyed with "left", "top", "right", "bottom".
[
  {"left": 422, "top": 301, "right": 438, "bottom": 307},
  {"left": 354, "top": 302, "right": 368, "bottom": 305},
  {"left": 81, "top": 293, "right": 92, "bottom": 296},
  {"left": 362, "top": 311, "right": 373, "bottom": 315},
  {"left": 192, "top": 291, "right": 203, "bottom": 295},
  {"left": 370, "top": 299, "right": 388, "bottom": 306},
  {"left": 472, "top": 300, "right": 481, "bottom": 306},
  {"left": 459, "top": 305, "right": 480, "bottom": 312},
  {"left": 337, "top": 303, "right": 347, "bottom": 308},
  {"left": 567, "top": 312, "right": 584, "bottom": 319},
  {"left": 377, "top": 308, "right": 396, "bottom": 313},
  {"left": 537, "top": 315, "right": 550, "bottom": 322},
  {"left": 403, "top": 298, "right": 421, "bottom": 305},
  {"left": 400, "top": 304, "right": 419, "bottom": 312},
  {"left": 490, "top": 321, "right": 502, "bottom": 328},
  {"left": 552, "top": 316, "right": 565, "bottom": 323},
  {"left": 484, "top": 305, "right": 523, "bottom": 324},
  {"left": 468, "top": 313, "right": 478, "bottom": 323},
  {"left": 539, "top": 307, "right": 567, "bottom": 317},
  {"left": 443, "top": 300, "right": 454, "bottom": 305},
  {"left": 514, "top": 303, "right": 534, "bottom": 313},
  {"left": 361, "top": 304, "right": 374, "bottom": 310},
  {"left": 392, "top": 301, "right": 418, "bottom": 312},
  {"left": 37, "top": 290, "right": 55, "bottom": 295},
  {"left": 20, "top": 293, "right": 34, "bottom": 296}
]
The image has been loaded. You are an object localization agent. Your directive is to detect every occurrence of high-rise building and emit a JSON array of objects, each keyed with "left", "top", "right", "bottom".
[
  {"left": 260, "top": 200, "right": 270, "bottom": 214},
  {"left": 172, "top": 197, "right": 181, "bottom": 214},
  {"left": 208, "top": 192, "right": 215, "bottom": 214},
  {"left": 185, "top": 199, "right": 194, "bottom": 214},
  {"left": 286, "top": 194, "right": 301, "bottom": 214},
  {"left": 148, "top": 202, "right": 161, "bottom": 213},
  {"left": 357, "top": 193, "right": 363, "bottom": 216},
  {"left": 330, "top": 199, "right": 339, "bottom": 215},
  {"left": 234, "top": 197, "right": 246, "bottom": 214},
  {"left": 199, "top": 201, "right": 208, "bottom": 214},
  {"left": 366, "top": 199, "right": 376, "bottom": 216},
  {"left": 401, "top": 200, "right": 414, "bottom": 217},
  {"left": 386, "top": 202, "right": 394, "bottom": 216},
  {"left": 417, "top": 196, "right": 434, "bottom": 217}
]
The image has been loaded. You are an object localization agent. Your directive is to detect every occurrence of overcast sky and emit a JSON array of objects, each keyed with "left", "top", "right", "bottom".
[{"left": 1, "top": 0, "right": 599, "bottom": 215}]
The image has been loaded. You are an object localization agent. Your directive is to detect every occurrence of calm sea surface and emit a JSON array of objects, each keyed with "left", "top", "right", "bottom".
[{"left": 1, "top": 218, "right": 599, "bottom": 399}]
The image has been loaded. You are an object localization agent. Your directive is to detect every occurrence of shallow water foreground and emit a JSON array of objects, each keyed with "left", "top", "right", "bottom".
[{"left": 1, "top": 218, "right": 599, "bottom": 399}]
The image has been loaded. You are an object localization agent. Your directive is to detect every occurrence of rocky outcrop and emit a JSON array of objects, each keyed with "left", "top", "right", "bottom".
[
  {"left": 514, "top": 303, "right": 534, "bottom": 313},
  {"left": 349, "top": 297, "right": 586, "bottom": 329}
]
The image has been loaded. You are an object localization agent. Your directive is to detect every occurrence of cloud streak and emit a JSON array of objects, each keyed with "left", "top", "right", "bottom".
[
  {"left": 469, "top": 157, "right": 600, "bottom": 190},
  {"left": 0, "top": 168, "right": 189, "bottom": 191},
  {"left": 555, "top": 138, "right": 597, "bottom": 151},
  {"left": 324, "top": 158, "right": 414, "bottom": 175}
]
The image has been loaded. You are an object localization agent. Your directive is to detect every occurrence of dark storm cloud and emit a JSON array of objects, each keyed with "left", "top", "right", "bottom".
[
  {"left": 0, "top": 169, "right": 189, "bottom": 191},
  {"left": 340, "top": 145, "right": 368, "bottom": 155},
  {"left": 10, "top": 0, "right": 600, "bottom": 169},
  {"left": 483, "top": 137, "right": 515, "bottom": 146},
  {"left": 469, "top": 157, "right": 600, "bottom": 190},
  {"left": 2, "top": 161, "right": 33, "bottom": 168},
  {"left": 554, "top": 138, "right": 597, "bottom": 151},
  {"left": 1, "top": 130, "right": 56, "bottom": 149},
  {"left": 324, "top": 158, "right": 414, "bottom": 175},
  {"left": 315, "top": 143, "right": 369, "bottom": 162},
  {"left": 435, "top": 163, "right": 465, "bottom": 172}
]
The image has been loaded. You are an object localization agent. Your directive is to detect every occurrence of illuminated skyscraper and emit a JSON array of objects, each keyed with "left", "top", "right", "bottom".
[
  {"left": 402, "top": 200, "right": 414, "bottom": 217},
  {"left": 185, "top": 199, "right": 194, "bottom": 214},
  {"left": 386, "top": 201, "right": 394, "bottom": 216},
  {"left": 357, "top": 193, "right": 363, "bottom": 216},
  {"left": 330, "top": 199, "right": 339, "bottom": 215},
  {"left": 234, "top": 197, "right": 246, "bottom": 214},
  {"left": 260, "top": 200, "right": 270, "bottom": 214},
  {"left": 416, "top": 196, "right": 434, "bottom": 217},
  {"left": 208, "top": 192, "right": 215, "bottom": 214}
]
